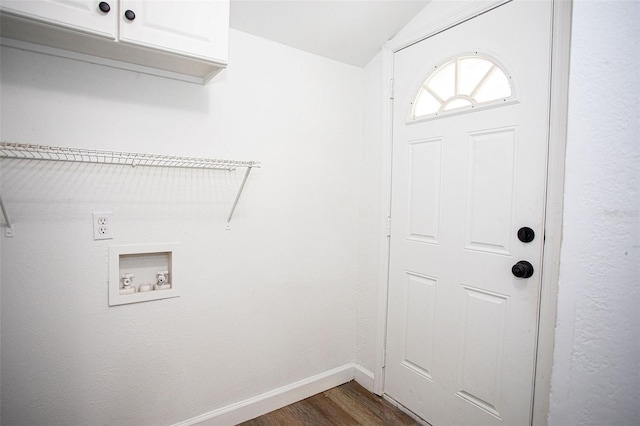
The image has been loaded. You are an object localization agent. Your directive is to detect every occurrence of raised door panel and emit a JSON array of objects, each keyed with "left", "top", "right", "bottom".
[
  {"left": 455, "top": 285, "right": 508, "bottom": 419},
  {"left": 0, "top": 0, "right": 116, "bottom": 39},
  {"left": 464, "top": 127, "right": 517, "bottom": 255},
  {"left": 402, "top": 272, "right": 438, "bottom": 379},
  {"left": 407, "top": 138, "right": 442, "bottom": 244},
  {"left": 119, "top": 0, "right": 229, "bottom": 63}
]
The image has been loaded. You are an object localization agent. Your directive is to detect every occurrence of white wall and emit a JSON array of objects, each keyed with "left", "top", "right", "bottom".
[
  {"left": 355, "top": 51, "right": 384, "bottom": 378},
  {"left": 0, "top": 29, "right": 363, "bottom": 425},
  {"left": 548, "top": 1, "right": 640, "bottom": 424}
]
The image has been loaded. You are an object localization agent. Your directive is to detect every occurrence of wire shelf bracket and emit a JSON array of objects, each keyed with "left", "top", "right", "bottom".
[
  {"left": 0, "top": 194, "right": 14, "bottom": 237},
  {"left": 0, "top": 142, "right": 261, "bottom": 235}
]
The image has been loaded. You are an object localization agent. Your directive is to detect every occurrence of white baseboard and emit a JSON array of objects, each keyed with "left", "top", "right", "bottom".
[
  {"left": 174, "top": 363, "right": 371, "bottom": 426},
  {"left": 353, "top": 364, "right": 375, "bottom": 393}
]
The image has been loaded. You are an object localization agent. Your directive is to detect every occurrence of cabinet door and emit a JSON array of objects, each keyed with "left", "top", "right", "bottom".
[
  {"left": 119, "top": 0, "right": 229, "bottom": 63},
  {"left": 0, "top": 0, "right": 116, "bottom": 39}
]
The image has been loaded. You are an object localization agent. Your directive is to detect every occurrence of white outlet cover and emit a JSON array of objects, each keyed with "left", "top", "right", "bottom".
[{"left": 93, "top": 211, "right": 113, "bottom": 240}]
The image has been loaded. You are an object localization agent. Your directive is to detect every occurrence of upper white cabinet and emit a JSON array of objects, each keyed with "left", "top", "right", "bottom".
[
  {"left": 119, "top": 1, "right": 228, "bottom": 63},
  {"left": 0, "top": 0, "right": 117, "bottom": 38},
  {"left": 0, "top": 0, "right": 229, "bottom": 84}
]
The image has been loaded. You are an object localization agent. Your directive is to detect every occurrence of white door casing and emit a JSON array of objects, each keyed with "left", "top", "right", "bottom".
[{"left": 384, "top": 1, "right": 553, "bottom": 425}]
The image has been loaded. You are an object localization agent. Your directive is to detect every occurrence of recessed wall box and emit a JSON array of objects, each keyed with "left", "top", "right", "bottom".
[{"left": 109, "top": 243, "right": 180, "bottom": 306}]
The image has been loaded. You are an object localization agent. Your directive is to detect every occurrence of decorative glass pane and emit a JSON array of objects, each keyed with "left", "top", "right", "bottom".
[
  {"left": 458, "top": 58, "right": 493, "bottom": 95},
  {"left": 428, "top": 62, "right": 456, "bottom": 101},
  {"left": 474, "top": 68, "right": 511, "bottom": 103},
  {"left": 414, "top": 90, "right": 441, "bottom": 116},
  {"left": 410, "top": 54, "right": 513, "bottom": 121}
]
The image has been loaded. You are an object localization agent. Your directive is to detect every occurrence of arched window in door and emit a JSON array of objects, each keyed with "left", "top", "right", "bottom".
[{"left": 409, "top": 54, "right": 514, "bottom": 121}]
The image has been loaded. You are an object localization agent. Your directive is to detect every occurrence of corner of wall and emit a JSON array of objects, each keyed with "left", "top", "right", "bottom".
[{"left": 356, "top": 50, "right": 385, "bottom": 378}]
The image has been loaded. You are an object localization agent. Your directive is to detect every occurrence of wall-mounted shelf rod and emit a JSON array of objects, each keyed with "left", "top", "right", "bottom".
[{"left": 0, "top": 142, "right": 260, "bottom": 235}]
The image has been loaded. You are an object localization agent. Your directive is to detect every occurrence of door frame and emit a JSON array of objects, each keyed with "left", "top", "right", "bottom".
[{"left": 373, "top": 1, "right": 573, "bottom": 424}]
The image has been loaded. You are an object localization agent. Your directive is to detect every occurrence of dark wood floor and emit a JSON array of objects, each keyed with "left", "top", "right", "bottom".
[{"left": 238, "top": 381, "right": 422, "bottom": 426}]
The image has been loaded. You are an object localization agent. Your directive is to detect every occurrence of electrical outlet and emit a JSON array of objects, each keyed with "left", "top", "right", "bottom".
[{"left": 93, "top": 211, "right": 113, "bottom": 240}]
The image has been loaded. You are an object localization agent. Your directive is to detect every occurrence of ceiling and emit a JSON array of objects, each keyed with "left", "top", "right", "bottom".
[{"left": 229, "top": 0, "right": 430, "bottom": 67}]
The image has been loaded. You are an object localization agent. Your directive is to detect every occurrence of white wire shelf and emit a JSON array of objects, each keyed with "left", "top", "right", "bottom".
[
  {"left": 0, "top": 142, "right": 261, "bottom": 170},
  {"left": 0, "top": 142, "right": 261, "bottom": 235}
]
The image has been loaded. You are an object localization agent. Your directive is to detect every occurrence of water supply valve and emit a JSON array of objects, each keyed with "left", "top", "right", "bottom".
[
  {"left": 155, "top": 270, "right": 171, "bottom": 290},
  {"left": 120, "top": 273, "right": 136, "bottom": 294}
]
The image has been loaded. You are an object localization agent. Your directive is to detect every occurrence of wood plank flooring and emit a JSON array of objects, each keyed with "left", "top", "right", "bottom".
[{"left": 238, "top": 381, "right": 422, "bottom": 426}]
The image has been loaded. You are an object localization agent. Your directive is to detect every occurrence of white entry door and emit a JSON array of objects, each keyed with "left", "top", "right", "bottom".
[{"left": 385, "top": 1, "right": 553, "bottom": 425}]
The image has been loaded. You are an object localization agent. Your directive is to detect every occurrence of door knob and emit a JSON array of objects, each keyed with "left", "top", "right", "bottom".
[
  {"left": 512, "top": 260, "right": 534, "bottom": 278},
  {"left": 517, "top": 227, "right": 535, "bottom": 243},
  {"left": 98, "top": 2, "right": 110, "bottom": 13},
  {"left": 124, "top": 9, "right": 136, "bottom": 20}
]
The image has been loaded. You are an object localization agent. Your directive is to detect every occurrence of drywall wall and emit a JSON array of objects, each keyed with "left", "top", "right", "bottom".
[
  {"left": 0, "top": 29, "right": 363, "bottom": 425},
  {"left": 355, "top": 51, "right": 384, "bottom": 380},
  {"left": 548, "top": 1, "right": 640, "bottom": 424}
]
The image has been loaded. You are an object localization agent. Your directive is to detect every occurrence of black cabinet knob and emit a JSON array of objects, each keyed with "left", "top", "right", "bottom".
[
  {"left": 512, "top": 261, "right": 534, "bottom": 278},
  {"left": 98, "top": 2, "right": 110, "bottom": 13},
  {"left": 124, "top": 9, "right": 136, "bottom": 21},
  {"left": 517, "top": 227, "right": 535, "bottom": 243}
]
